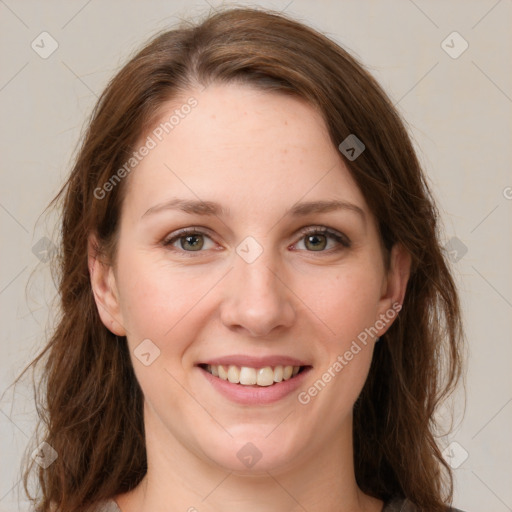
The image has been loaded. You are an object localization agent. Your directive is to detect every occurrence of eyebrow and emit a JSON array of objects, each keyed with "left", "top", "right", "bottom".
[{"left": 141, "top": 197, "right": 366, "bottom": 223}]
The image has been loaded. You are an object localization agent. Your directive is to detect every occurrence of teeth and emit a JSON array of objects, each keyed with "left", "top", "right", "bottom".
[
  {"left": 205, "top": 364, "right": 302, "bottom": 386},
  {"left": 218, "top": 365, "right": 228, "bottom": 380},
  {"left": 283, "top": 365, "right": 293, "bottom": 380},
  {"left": 239, "top": 366, "right": 257, "bottom": 385},
  {"left": 227, "top": 365, "right": 240, "bottom": 383},
  {"left": 273, "top": 365, "right": 283, "bottom": 382},
  {"left": 256, "top": 367, "right": 274, "bottom": 386}
]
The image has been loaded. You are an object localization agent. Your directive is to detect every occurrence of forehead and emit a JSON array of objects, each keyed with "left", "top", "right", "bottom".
[{"left": 123, "top": 83, "right": 367, "bottom": 219}]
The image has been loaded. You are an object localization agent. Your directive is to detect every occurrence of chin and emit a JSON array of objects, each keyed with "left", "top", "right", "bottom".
[{"left": 198, "top": 428, "right": 302, "bottom": 473}]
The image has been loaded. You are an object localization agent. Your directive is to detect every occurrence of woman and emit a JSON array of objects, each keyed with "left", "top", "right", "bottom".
[{"left": 19, "top": 7, "right": 466, "bottom": 512}]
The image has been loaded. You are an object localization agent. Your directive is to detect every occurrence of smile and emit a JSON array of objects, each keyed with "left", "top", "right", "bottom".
[
  {"left": 200, "top": 363, "right": 307, "bottom": 387},
  {"left": 197, "top": 363, "right": 313, "bottom": 405}
]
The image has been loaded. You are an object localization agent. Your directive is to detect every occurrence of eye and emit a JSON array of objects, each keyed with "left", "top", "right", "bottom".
[
  {"left": 162, "top": 226, "right": 351, "bottom": 255},
  {"left": 163, "top": 228, "right": 216, "bottom": 252},
  {"left": 293, "top": 226, "right": 351, "bottom": 252}
]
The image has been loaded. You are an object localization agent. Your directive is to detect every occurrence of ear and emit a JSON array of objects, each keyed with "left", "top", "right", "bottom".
[
  {"left": 88, "top": 233, "right": 126, "bottom": 336},
  {"left": 375, "top": 243, "right": 411, "bottom": 336}
]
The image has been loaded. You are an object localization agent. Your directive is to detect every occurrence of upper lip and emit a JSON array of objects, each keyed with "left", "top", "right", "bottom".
[{"left": 196, "top": 355, "right": 311, "bottom": 368}]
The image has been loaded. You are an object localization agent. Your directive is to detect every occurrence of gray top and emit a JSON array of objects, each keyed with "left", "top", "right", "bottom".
[
  {"left": 92, "top": 500, "right": 121, "bottom": 512},
  {"left": 92, "top": 497, "right": 466, "bottom": 511},
  {"left": 383, "top": 497, "right": 464, "bottom": 511}
]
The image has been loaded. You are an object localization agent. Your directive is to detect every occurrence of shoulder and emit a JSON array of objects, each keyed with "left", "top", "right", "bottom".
[{"left": 383, "top": 497, "right": 467, "bottom": 512}]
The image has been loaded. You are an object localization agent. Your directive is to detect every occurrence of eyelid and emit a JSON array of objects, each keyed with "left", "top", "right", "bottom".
[{"left": 162, "top": 226, "right": 214, "bottom": 242}]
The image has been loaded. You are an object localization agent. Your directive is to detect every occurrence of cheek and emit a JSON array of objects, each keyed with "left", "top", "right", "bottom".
[
  {"left": 114, "top": 254, "right": 214, "bottom": 404},
  {"left": 114, "top": 249, "right": 224, "bottom": 350},
  {"left": 298, "top": 263, "right": 383, "bottom": 408},
  {"left": 116, "top": 243, "right": 385, "bottom": 348},
  {"left": 311, "top": 262, "right": 384, "bottom": 338}
]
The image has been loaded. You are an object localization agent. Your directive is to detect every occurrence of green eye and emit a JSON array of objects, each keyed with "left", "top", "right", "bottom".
[
  {"left": 164, "top": 229, "right": 215, "bottom": 252},
  {"left": 304, "top": 234, "right": 328, "bottom": 251},
  {"left": 295, "top": 227, "right": 350, "bottom": 252},
  {"left": 163, "top": 226, "right": 350, "bottom": 256},
  {"left": 179, "top": 234, "right": 205, "bottom": 251}
]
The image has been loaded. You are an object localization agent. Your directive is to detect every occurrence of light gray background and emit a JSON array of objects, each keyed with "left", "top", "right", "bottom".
[{"left": 1, "top": 1, "right": 511, "bottom": 511}]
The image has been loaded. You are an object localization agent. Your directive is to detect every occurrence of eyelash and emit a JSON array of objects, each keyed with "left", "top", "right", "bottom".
[{"left": 162, "top": 226, "right": 351, "bottom": 256}]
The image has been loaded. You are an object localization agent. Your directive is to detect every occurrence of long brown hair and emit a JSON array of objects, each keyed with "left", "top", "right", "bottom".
[{"left": 15, "top": 6, "right": 464, "bottom": 511}]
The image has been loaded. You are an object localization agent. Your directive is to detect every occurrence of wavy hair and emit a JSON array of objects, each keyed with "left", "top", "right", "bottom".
[{"left": 15, "top": 7, "right": 464, "bottom": 512}]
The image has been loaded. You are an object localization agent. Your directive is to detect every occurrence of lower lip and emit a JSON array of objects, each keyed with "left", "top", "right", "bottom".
[{"left": 198, "top": 366, "right": 312, "bottom": 405}]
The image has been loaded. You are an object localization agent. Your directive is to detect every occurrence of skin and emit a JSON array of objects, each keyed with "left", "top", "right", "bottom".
[{"left": 89, "top": 83, "right": 411, "bottom": 512}]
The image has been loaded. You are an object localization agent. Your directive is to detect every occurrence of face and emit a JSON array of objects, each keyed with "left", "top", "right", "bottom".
[{"left": 90, "top": 83, "right": 409, "bottom": 474}]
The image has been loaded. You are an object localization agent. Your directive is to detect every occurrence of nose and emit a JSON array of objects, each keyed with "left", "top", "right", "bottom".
[{"left": 219, "top": 249, "right": 296, "bottom": 337}]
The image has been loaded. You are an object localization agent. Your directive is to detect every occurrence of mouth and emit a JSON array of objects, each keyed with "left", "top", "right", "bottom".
[
  {"left": 195, "top": 355, "right": 313, "bottom": 404},
  {"left": 197, "top": 363, "right": 312, "bottom": 387}
]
